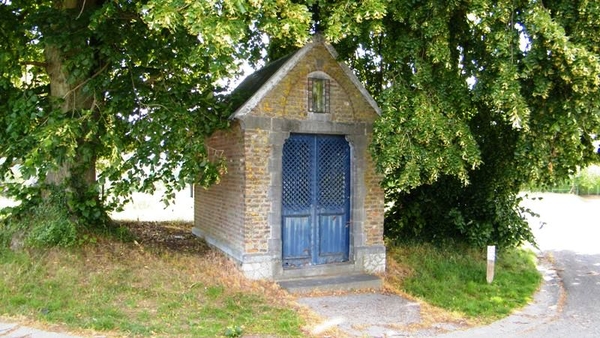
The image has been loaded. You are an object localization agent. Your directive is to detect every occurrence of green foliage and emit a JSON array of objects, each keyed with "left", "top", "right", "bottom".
[
  {"left": 0, "top": 0, "right": 313, "bottom": 226},
  {"left": 331, "top": 0, "right": 600, "bottom": 247},
  {"left": 0, "top": 185, "right": 133, "bottom": 248},
  {"left": 25, "top": 205, "right": 77, "bottom": 248},
  {"left": 389, "top": 244, "right": 541, "bottom": 320},
  {"left": 385, "top": 108, "right": 537, "bottom": 248},
  {"left": 572, "top": 168, "right": 600, "bottom": 194},
  {"left": 224, "top": 325, "right": 244, "bottom": 338},
  {"left": 2, "top": 188, "right": 77, "bottom": 248},
  {"left": 525, "top": 165, "right": 600, "bottom": 195},
  {"left": 2, "top": 0, "right": 600, "bottom": 245}
]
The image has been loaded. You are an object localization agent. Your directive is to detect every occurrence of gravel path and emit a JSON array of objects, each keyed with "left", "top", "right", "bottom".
[{"left": 298, "top": 293, "right": 422, "bottom": 337}]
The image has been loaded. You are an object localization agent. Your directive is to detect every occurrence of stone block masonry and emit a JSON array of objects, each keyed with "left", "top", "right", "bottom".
[
  {"left": 193, "top": 38, "right": 385, "bottom": 280},
  {"left": 243, "top": 128, "right": 272, "bottom": 254}
]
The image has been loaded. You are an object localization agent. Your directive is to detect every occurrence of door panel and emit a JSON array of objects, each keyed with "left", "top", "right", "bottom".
[
  {"left": 282, "top": 216, "right": 311, "bottom": 263},
  {"left": 282, "top": 135, "right": 314, "bottom": 268},
  {"left": 318, "top": 215, "right": 347, "bottom": 256},
  {"left": 282, "top": 134, "right": 350, "bottom": 268},
  {"left": 316, "top": 136, "right": 350, "bottom": 264}
]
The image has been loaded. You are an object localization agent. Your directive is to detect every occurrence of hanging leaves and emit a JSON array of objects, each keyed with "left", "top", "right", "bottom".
[{"left": 1, "top": 0, "right": 599, "bottom": 243}]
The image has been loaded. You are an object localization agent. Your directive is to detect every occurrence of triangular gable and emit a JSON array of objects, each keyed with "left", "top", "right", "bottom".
[{"left": 230, "top": 35, "right": 381, "bottom": 120}]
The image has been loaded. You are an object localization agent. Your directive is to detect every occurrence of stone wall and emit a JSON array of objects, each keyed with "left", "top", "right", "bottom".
[
  {"left": 193, "top": 122, "right": 246, "bottom": 260},
  {"left": 363, "top": 138, "right": 385, "bottom": 246},
  {"left": 242, "top": 129, "right": 272, "bottom": 254}
]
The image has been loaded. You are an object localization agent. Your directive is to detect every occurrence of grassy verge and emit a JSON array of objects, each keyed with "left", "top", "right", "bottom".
[
  {"left": 0, "top": 218, "right": 543, "bottom": 335},
  {"left": 0, "top": 222, "right": 305, "bottom": 337},
  {"left": 386, "top": 243, "right": 542, "bottom": 322}
]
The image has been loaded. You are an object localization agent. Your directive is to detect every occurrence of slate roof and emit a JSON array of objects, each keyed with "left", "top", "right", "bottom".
[
  {"left": 228, "top": 53, "right": 296, "bottom": 115},
  {"left": 229, "top": 37, "right": 381, "bottom": 119}
]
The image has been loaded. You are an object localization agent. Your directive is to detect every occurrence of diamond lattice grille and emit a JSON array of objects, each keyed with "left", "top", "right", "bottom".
[
  {"left": 282, "top": 136, "right": 312, "bottom": 212},
  {"left": 317, "top": 137, "right": 349, "bottom": 209}
]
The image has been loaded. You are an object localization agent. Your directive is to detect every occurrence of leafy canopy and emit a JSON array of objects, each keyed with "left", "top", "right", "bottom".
[
  {"left": 329, "top": 0, "right": 600, "bottom": 247},
  {"left": 0, "top": 0, "right": 312, "bottom": 223},
  {"left": 2, "top": 0, "right": 600, "bottom": 248}
]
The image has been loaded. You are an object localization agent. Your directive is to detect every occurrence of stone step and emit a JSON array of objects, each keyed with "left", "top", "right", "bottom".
[{"left": 278, "top": 274, "right": 382, "bottom": 294}]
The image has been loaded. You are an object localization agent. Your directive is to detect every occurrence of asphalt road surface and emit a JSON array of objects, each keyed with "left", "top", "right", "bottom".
[
  {"left": 521, "top": 194, "right": 600, "bottom": 337},
  {"left": 439, "top": 193, "right": 600, "bottom": 337},
  {"left": 535, "top": 250, "right": 600, "bottom": 337}
]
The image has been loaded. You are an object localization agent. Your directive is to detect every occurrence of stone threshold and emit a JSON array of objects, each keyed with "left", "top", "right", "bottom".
[{"left": 278, "top": 274, "right": 382, "bottom": 294}]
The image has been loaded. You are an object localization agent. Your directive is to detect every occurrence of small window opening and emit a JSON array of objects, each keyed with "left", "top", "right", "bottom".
[{"left": 308, "top": 77, "right": 330, "bottom": 113}]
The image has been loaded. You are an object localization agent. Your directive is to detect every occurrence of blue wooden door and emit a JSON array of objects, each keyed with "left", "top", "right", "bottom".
[{"left": 282, "top": 134, "right": 350, "bottom": 268}]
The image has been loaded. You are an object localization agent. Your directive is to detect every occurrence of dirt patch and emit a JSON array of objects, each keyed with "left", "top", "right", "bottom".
[{"left": 114, "top": 220, "right": 209, "bottom": 255}]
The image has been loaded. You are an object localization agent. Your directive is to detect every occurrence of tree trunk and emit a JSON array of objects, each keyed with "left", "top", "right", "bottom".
[
  {"left": 44, "top": 44, "right": 96, "bottom": 188},
  {"left": 42, "top": 0, "right": 103, "bottom": 223}
]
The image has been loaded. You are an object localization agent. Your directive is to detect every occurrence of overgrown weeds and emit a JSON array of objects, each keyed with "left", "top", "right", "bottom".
[{"left": 1, "top": 199, "right": 78, "bottom": 249}]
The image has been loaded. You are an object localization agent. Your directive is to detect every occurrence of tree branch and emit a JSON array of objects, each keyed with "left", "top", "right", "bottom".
[
  {"left": 20, "top": 61, "right": 48, "bottom": 68},
  {"left": 62, "top": 63, "right": 109, "bottom": 99},
  {"left": 76, "top": 0, "right": 87, "bottom": 20}
]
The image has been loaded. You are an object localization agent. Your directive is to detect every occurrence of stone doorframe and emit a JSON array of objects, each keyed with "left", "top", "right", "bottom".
[{"left": 238, "top": 115, "right": 384, "bottom": 280}]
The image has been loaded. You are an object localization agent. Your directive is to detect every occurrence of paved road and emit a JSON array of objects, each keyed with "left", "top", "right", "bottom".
[
  {"left": 520, "top": 194, "right": 600, "bottom": 338},
  {"left": 0, "top": 322, "right": 82, "bottom": 338},
  {"left": 439, "top": 193, "right": 600, "bottom": 337},
  {"left": 531, "top": 251, "right": 600, "bottom": 337}
]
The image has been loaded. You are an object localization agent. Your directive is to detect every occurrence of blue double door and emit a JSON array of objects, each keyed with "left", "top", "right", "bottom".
[{"left": 282, "top": 134, "right": 351, "bottom": 268}]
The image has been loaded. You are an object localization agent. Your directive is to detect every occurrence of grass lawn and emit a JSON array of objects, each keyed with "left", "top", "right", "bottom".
[
  {"left": 0, "top": 221, "right": 306, "bottom": 337},
  {"left": 386, "top": 243, "right": 542, "bottom": 322},
  {"left": 0, "top": 218, "right": 542, "bottom": 336}
]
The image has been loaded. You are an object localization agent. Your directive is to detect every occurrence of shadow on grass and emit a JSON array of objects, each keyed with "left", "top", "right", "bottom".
[{"left": 114, "top": 220, "right": 210, "bottom": 255}]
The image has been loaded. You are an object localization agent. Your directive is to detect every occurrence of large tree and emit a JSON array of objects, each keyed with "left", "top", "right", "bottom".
[
  {"left": 0, "top": 0, "right": 311, "bottom": 226},
  {"left": 326, "top": 0, "right": 600, "bottom": 247},
  {"left": 2, "top": 0, "right": 599, "bottom": 248}
]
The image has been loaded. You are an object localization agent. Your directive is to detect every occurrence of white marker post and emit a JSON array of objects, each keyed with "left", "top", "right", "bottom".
[{"left": 487, "top": 245, "right": 496, "bottom": 284}]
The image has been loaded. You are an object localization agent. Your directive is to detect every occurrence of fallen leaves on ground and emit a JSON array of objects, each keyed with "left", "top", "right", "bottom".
[{"left": 116, "top": 220, "right": 210, "bottom": 254}]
